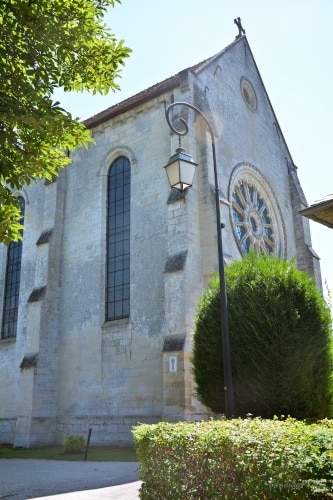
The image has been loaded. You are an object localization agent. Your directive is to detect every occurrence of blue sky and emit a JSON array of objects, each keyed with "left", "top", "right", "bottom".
[{"left": 56, "top": 0, "right": 333, "bottom": 304}]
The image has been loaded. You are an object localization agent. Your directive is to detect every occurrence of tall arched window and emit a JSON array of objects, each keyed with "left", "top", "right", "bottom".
[
  {"left": 1, "top": 196, "right": 25, "bottom": 339},
  {"left": 106, "top": 156, "right": 130, "bottom": 321}
]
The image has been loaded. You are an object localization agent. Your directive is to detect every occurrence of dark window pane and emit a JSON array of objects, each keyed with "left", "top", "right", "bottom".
[
  {"left": 123, "top": 269, "right": 130, "bottom": 284},
  {"left": 115, "top": 256, "right": 123, "bottom": 271},
  {"left": 123, "top": 285, "right": 130, "bottom": 300},
  {"left": 115, "top": 271, "right": 123, "bottom": 286},
  {"left": 114, "top": 301, "right": 123, "bottom": 319},
  {"left": 109, "top": 257, "right": 116, "bottom": 272},
  {"left": 115, "top": 287, "right": 123, "bottom": 301},
  {"left": 115, "top": 241, "right": 123, "bottom": 255},
  {"left": 1, "top": 197, "right": 25, "bottom": 338},
  {"left": 124, "top": 212, "right": 130, "bottom": 225},
  {"left": 107, "top": 289, "right": 115, "bottom": 302},
  {"left": 106, "top": 157, "right": 130, "bottom": 321},
  {"left": 108, "top": 303, "right": 115, "bottom": 319},
  {"left": 123, "top": 299, "right": 130, "bottom": 317}
]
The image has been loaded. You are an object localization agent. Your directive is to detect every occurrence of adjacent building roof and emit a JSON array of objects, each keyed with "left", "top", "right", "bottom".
[{"left": 300, "top": 194, "right": 333, "bottom": 229}]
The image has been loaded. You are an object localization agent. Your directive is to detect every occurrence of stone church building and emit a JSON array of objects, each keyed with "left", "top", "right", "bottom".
[{"left": 0, "top": 31, "right": 321, "bottom": 446}]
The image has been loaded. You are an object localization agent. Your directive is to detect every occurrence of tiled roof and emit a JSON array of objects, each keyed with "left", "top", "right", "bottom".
[
  {"left": 83, "top": 74, "right": 180, "bottom": 128},
  {"left": 83, "top": 38, "right": 240, "bottom": 129}
]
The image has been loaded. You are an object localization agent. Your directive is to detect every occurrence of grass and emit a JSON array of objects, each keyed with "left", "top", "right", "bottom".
[{"left": 0, "top": 443, "right": 137, "bottom": 462}]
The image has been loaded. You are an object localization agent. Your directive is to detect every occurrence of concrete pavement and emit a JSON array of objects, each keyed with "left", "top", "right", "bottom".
[
  {"left": 0, "top": 459, "right": 142, "bottom": 499},
  {"left": 33, "top": 481, "right": 142, "bottom": 499}
]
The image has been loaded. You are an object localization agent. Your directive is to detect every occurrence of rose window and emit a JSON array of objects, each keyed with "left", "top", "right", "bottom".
[{"left": 229, "top": 164, "right": 285, "bottom": 257}]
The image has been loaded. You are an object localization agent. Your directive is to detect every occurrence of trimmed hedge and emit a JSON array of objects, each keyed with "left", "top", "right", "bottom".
[
  {"left": 133, "top": 418, "right": 333, "bottom": 499},
  {"left": 193, "top": 253, "right": 333, "bottom": 418}
]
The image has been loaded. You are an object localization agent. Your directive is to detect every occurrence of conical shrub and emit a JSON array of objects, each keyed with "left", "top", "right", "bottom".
[{"left": 192, "top": 252, "right": 333, "bottom": 418}]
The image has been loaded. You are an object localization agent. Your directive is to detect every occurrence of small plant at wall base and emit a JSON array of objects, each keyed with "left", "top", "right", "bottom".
[
  {"left": 192, "top": 252, "right": 333, "bottom": 418},
  {"left": 63, "top": 435, "right": 85, "bottom": 454}
]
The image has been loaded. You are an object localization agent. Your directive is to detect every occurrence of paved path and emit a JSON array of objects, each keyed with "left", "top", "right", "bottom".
[{"left": 0, "top": 459, "right": 141, "bottom": 499}]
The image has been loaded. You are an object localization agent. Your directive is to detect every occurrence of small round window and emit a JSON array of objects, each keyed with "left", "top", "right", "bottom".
[{"left": 241, "top": 78, "right": 257, "bottom": 112}]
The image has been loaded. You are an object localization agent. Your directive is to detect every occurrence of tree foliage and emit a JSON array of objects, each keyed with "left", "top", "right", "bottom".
[
  {"left": 0, "top": 0, "right": 131, "bottom": 243},
  {"left": 193, "top": 253, "right": 333, "bottom": 419}
]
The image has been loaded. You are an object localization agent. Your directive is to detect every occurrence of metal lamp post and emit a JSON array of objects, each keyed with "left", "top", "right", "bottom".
[{"left": 164, "top": 101, "right": 234, "bottom": 418}]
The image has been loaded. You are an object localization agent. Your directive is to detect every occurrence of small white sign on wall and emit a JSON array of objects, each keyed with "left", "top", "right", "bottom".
[{"left": 169, "top": 355, "right": 177, "bottom": 372}]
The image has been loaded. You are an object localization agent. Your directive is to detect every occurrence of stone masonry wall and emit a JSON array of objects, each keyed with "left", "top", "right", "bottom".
[{"left": 0, "top": 37, "right": 321, "bottom": 446}]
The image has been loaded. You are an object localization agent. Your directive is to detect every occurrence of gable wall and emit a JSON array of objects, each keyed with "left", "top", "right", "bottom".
[{"left": 192, "top": 39, "right": 297, "bottom": 271}]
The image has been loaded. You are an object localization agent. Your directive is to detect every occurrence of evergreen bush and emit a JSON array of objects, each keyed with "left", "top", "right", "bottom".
[
  {"left": 63, "top": 435, "right": 85, "bottom": 454},
  {"left": 192, "top": 252, "right": 333, "bottom": 418}
]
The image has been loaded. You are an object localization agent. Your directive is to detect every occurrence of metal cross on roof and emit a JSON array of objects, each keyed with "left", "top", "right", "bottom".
[{"left": 234, "top": 17, "right": 246, "bottom": 39}]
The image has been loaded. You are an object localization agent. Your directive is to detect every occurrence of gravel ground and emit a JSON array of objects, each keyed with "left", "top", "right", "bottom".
[{"left": 0, "top": 459, "right": 140, "bottom": 499}]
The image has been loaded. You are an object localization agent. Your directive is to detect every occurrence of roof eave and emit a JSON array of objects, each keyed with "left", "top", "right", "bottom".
[
  {"left": 83, "top": 77, "right": 180, "bottom": 129},
  {"left": 300, "top": 198, "right": 333, "bottom": 229}
]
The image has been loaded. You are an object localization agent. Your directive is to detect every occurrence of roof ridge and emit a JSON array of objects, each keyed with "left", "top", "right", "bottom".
[
  {"left": 190, "top": 36, "right": 244, "bottom": 74},
  {"left": 83, "top": 36, "right": 245, "bottom": 129}
]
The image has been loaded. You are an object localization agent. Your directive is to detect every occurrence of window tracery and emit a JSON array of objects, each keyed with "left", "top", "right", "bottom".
[{"left": 229, "top": 164, "right": 285, "bottom": 257}]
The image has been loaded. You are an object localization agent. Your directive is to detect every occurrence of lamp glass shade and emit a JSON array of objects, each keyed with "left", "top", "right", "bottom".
[{"left": 164, "top": 148, "right": 197, "bottom": 191}]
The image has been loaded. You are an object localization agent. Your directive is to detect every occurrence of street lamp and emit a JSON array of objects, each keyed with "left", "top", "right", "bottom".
[
  {"left": 164, "top": 102, "right": 234, "bottom": 418},
  {"left": 164, "top": 147, "right": 198, "bottom": 191}
]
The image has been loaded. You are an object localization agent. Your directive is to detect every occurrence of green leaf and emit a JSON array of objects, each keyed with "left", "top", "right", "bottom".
[{"left": 0, "top": 0, "right": 131, "bottom": 243}]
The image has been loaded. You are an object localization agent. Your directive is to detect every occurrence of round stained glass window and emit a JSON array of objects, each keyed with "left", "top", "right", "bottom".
[{"left": 229, "top": 164, "right": 285, "bottom": 257}]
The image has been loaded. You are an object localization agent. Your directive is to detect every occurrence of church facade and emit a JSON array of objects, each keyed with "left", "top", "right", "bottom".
[{"left": 0, "top": 33, "right": 321, "bottom": 446}]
